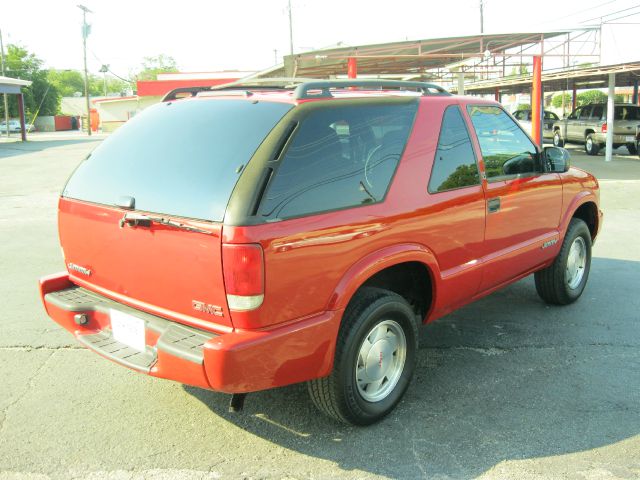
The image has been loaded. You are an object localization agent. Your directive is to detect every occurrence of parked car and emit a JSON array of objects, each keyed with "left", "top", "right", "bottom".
[
  {"left": 552, "top": 103, "right": 640, "bottom": 155},
  {"left": 513, "top": 109, "right": 559, "bottom": 140},
  {"left": 0, "top": 119, "right": 35, "bottom": 133},
  {"left": 39, "top": 80, "right": 602, "bottom": 425}
]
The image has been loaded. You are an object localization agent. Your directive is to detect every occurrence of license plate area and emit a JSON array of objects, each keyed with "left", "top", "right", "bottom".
[
  {"left": 110, "top": 309, "right": 146, "bottom": 352},
  {"left": 625, "top": 135, "right": 635, "bottom": 142}
]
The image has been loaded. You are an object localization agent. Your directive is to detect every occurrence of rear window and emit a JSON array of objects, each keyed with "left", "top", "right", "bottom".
[
  {"left": 63, "top": 99, "right": 292, "bottom": 221},
  {"left": 259, "top": 101, "right": 417, "bottom": 219}
]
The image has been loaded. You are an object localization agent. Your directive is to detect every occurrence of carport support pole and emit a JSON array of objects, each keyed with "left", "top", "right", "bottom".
[
  {"left": 494, "top": 88, "right": 500, "bottom": 102},
  {"left": 347, "top": 57, "right": 357, "bottom": 79},
  {"left": 458, "top": 72, "right": 465, "bottom": 95},
  {"left": 531, "top": 55, "right": 542, "bottom": 146},
  {"left": 572, "top": 84, "right": 577, "bottom": 111},
  {"left": 633, "top": 79, "right": 639, "bottom": 105},
  {"left": 605, "top": 73, "right": 615, "bottom": 163},
  {"left": 17, "top": 93, "right": 26, "bottom": 142}
]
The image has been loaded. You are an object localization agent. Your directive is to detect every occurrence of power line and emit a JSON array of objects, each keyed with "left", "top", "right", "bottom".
[
  {"left": 539, "top": 0, "right": 620, "bottom": 25},
  {"left": 599, "top": 9, "right": 640, "bottom": 23},
  {"left": 580, "top": 3, "right": 640, "bottom": 24},
  {"left": 89, "top": 49, "right": 135, "bottom": 84}
]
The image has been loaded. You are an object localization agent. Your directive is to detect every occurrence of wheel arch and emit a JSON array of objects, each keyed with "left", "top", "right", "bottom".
[
  {"left": 327, "top": 244, "right": 439, "bottom": 323},
  {"left": 561, "top": 195, "right": 600, "bottom": 242}
]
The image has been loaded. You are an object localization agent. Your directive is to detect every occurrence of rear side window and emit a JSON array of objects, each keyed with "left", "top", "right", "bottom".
[
  {"left": 467, "top": 105, "right": 538, "bottom": 180},
  {"left": 63, "top": 99, "right": 292, "bottom": 221},
  {"left": 260, "top": 102, "right": 417, "bottom": 219},
  {"left": 615, "top": 106, "right": 640, "bottom": 120},
  {"left": 428, "top": 106, "right": 480, "bottom": 193}
]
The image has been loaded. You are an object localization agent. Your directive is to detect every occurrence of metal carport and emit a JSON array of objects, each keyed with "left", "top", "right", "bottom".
[{"left": 0, "top": 75, "right": 32, "bottom": 142}]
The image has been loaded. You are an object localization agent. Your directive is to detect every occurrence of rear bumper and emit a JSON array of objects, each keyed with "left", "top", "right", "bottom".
[
  {"left": 592, "top": 133, "right": 637, "bottom": 145},
  {"left": 39, "top": 272, "right": 343, "bottom": 393}
]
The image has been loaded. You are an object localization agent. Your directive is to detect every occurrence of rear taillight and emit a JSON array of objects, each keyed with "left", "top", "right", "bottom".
[
  {"left": 601, "top": 123, "right": 607, "bottom": 133},
  {"left": 222, "top": 243, "right": 264, "bottom": 311}
]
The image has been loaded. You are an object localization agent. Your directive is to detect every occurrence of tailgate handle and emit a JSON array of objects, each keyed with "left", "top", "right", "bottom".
[{"left": 488, "top": 197, "right": 501, "bottom": 213}]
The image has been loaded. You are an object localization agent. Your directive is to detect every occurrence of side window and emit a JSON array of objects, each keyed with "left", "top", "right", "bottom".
[
  {"left": 513, "top": 111, "right": 523, "bottom": 120},
  {"left": 579, "top": 106, "right": 592, "bottom": 119},
  {"left": 428, "top": 106, "right": 480, "bottom": 193},
  {"left": 591, "top": 105, "right": 604, "bottom": 119},
  {"left": 467, "top": 105, "right": 539, "bottom": 180},
  {"left": 567, "top": 109, "right": 578, "bottom": 120},
  {"left": 260, "top": 102, "right": 417, "bottom": 219}
]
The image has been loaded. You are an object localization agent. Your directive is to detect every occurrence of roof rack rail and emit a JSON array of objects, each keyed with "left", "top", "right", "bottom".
[
  {"left": 293, "top": 80, "right": 450, "bottom": 99},
  {"left": 162, "top": 78, "right": 319, "bottom": 102},
  {"left": 162, "top": 86, "right": 214, "bottom": 102}
]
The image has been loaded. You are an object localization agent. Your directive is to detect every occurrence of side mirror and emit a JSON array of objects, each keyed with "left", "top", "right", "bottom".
[{"left": 543, "top": 146, "right": 570, "bottom": 173}]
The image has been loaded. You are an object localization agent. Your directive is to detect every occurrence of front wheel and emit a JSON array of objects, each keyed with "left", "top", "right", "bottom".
[
  {"left": 307, "top": 287, "right": 418, "bottom": 425},
  {"left": 535, "top": 218, "right": 592, "bottom": 305}
]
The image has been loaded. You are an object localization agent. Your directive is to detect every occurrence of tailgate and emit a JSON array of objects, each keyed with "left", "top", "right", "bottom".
[{"left": 59, "top": 197, "right": 232, "bottom": 331}]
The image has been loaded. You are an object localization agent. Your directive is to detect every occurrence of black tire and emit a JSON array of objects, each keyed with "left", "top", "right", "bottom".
[
  {"left": 535, "top": 218, "right": 592, "bottom": 305},
  {"left": 553, "top": 131, "right": 564, "bottom": 147},
  {"left": 585, "top": 134, "right": 600, "bottom": 155},
  {"left": 307, "top": 287, "right": 418, "bottom": 425},
  {"left": 627, "top": 143, "right": 638, "bottom": 155}
]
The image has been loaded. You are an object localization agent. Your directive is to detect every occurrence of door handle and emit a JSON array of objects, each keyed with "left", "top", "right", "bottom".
[{"left": 488, "top": 197, "right": 501, "bottom": 213}]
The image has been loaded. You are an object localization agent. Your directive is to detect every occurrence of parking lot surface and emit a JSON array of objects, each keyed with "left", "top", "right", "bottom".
[{"left": 1, "top": 136, "right": 639, "bottom": 479}]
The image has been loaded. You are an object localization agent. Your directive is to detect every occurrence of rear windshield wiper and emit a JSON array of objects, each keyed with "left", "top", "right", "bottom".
[{"left": 119, "top": 213, "right": 211, "bottom": 234}]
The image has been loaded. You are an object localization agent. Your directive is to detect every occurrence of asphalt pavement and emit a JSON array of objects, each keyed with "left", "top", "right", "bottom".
[{"left": 1, "top": 134, "right": 639, "bottom": 479}]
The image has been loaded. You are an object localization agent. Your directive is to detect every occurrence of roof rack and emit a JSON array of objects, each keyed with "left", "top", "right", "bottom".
[
  {"left": 162, "top": 86, "right": 216, "bottom": 102},
  {"left": 162, "top": 79, "right": 450, "bottom": 103},
  {"left": 161, "top": 78, "right": 313, "bottom": 102},
  {"left": 293, "top": 80, "right": 450, "bottom": 99}
]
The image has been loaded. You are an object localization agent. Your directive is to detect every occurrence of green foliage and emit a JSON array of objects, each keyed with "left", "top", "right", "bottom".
[
  {"left": 508, "top": 65, "right": 529, "bottom": 77},
  {"left": 551, "top": 93, "right": 571, "bottom": 108},
  {"left": 436, "top": 164, "right": 480, "bottom": 192},
  {"left": 0, "top": 44, "right": 60, "bottom": 119},
  {"left": 48, "top": 69, "right": 128, "bottom": 97},
  {"left": 137, "top": 54, "right": 178, "bottom": 81},
  {"left": 515, "top": 104, "right": 531, "bottom": 111},
  {"left": 551, "top": 90, "right": 625, "bottom": 110}
]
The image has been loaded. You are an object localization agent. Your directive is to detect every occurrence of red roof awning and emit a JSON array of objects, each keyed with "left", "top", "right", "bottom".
[{"left": 136, "top": 78, "right": 241, "bottom": 97}]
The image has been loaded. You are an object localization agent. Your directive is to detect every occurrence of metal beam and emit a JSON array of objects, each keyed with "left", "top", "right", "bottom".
[{"left": 605, "top": 73, "right": 615, "bottom": 162}]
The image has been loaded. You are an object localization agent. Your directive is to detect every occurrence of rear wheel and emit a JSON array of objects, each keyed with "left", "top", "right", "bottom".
[
  {"left": 535, "top": 218, "right": 592, "bottom": 305},
  {"left": 585, "top": 134, "right": 600, "bottom": 155},
  {"left": 307, "top": 287, "right": 418, "bottom": 425},
  {"left": 553, "top": 131, "right": 564, "bottom": 147},
  {"left": 627, "top": 143, "right": 638, "bottom": 155}
]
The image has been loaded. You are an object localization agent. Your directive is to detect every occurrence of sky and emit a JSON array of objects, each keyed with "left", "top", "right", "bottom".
[{"left": 1, "top": 0, "right": 638, "bottom": 79}]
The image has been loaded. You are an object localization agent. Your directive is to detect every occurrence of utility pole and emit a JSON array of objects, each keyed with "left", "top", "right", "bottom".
[
  {"left": 99, "top": 64, "right": 108, "bottom": 96},
  {"left": 288, "top": 0, "right": 294, "bottom": 55},
  {"left": 480, "top": 0, "right": 484, "bottom": 34},
  {"left": 78, "top": 5, "right": 92, "bottom": 136},
  {"left": 0, "top": 29, "right": 9, "bottom": 138}
]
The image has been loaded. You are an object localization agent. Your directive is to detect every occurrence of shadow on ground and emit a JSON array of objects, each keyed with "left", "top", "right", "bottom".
[
  {"left": 186, "top": 257, "right": 640, "bottom": 478},
  {"left": 0, "top": 138, "right": 102, "bottom": 159}
]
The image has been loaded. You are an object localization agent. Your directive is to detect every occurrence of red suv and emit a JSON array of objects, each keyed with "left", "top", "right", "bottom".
[{"left": 40, "top": 80, "right": 602, "bottom": 425}]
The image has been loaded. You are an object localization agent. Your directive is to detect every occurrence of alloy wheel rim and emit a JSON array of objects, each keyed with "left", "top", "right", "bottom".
[
  {"left": 587, "top": 137, "right": 593, "bottom": 151},
  {"left": 566, "top": 236, "right": 587, "bottom": 289},
  {"left": 355, "top": 319, "right": 407, "bottom": 402}
]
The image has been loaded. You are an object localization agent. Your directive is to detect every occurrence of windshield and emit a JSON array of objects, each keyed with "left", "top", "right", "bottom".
[{"left": 63, "top": 99, "right": 292, "bottom": 221}]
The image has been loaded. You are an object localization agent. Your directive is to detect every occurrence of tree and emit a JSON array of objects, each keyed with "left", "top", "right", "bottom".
[
  {"left": 0, "top": 44, "right": 59, "bottom": 119},
  {"left": 551, "top": 90, "right": 625, "bottom": 110},
  {"left": 136, "top": 54, "right": 178, "bottom": 81},
  {"left": 48, "top": 69, "right": 129, "bottom": 97},
  {"left": 551, "top": 93, "right": 571, "bottom": 109}
]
